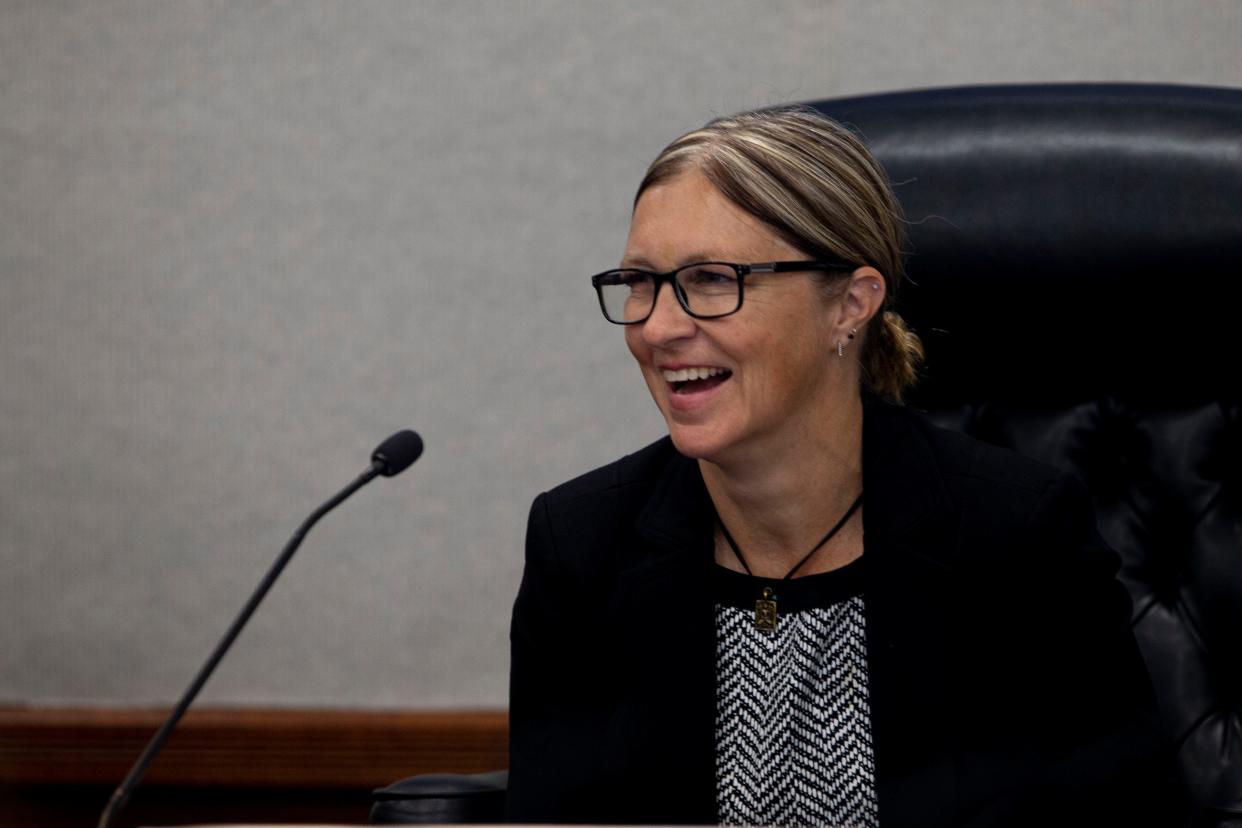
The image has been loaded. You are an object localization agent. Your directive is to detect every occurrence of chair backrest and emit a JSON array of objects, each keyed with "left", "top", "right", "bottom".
[{"left": 812, "top": 84, "right": 1241, "bottom": 826}]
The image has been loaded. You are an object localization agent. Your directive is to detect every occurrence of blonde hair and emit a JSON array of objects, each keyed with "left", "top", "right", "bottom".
[{"left": 636, "top": 107, "right": 924, "bottom": 402}]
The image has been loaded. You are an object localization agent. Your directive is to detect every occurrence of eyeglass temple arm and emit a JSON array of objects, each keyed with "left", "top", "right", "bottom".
[{"left": 755, "top": 260, "right": 858, "bottom": 274}]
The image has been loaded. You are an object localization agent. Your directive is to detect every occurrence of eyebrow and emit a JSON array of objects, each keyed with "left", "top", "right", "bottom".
[{"left": 618, "top": 252, "right": 721, "bottom": 270}]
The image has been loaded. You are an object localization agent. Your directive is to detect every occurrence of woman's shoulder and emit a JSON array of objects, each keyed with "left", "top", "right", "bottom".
[
  {"left": 867, "top": 400, "right": 1093, "bottom": 549},
  {"left": 524, "top": 437, "right": 697, "bottom": 580},
  {"left": 542, "top": 436, "right": 678, "bottom": 500},
  {"left": 882, "top": 403, "right": 1103, "bottom": 554},
  {"left": 875, "top": 400, "right": 1069, "bottom": 497},
  {"left": 870, "top": 403, "right": 1116, "bottom": 592}
]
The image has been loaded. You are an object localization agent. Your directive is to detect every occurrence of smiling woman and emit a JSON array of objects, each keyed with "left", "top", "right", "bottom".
[
  {"left": 620, "top": 168, "right": 880, "bottom": 469},
  {"left": 506, "top": 108, "right": 1171, "bottom": 827}
]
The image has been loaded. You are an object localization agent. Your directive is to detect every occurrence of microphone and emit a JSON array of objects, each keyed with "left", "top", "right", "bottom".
[
  {"left": 97, "top": 430, "right": 424, "bottom": 828},
  {"left": 371, "top": 429, "right": 423, "bottom": 476}
]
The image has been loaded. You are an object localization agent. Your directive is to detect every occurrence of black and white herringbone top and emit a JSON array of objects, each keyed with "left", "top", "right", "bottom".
[{"left": 714, "top": 559, "right": 877, "bottom": 828}]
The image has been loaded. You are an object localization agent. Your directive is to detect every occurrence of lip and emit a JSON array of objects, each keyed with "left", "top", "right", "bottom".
[
  {"left": 657, "top": 363, "right": 732, "bottom": 415},
  {"left": 656, "top": 362, "right": 730, "bottom": 371}
]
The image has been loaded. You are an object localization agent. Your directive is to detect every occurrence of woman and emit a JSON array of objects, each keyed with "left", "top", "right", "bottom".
[{"left": 507, "top": 109, "right": 1168, "bottom": 827}]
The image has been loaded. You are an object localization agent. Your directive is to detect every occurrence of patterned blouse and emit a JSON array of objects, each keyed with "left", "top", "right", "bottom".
[{"left": 714, "top": 557, "right": 878, "bottom": 828}]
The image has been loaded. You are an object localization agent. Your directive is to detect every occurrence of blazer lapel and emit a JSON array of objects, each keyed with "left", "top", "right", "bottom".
[
  {"left": 606, "top": 448, "right": 719, "bottom": 823},
  {"left": 863, "top": 402, "right": 961, "bottom": 828}
]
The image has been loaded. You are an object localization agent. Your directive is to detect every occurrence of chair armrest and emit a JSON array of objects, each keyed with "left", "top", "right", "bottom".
[{"left": 370, "top": 769, "right": 508, "bottom": 824}]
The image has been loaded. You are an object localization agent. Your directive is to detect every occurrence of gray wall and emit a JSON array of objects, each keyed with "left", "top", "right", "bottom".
[{"left": 3, "top": 0, "right": 1240, "bottom": 709}]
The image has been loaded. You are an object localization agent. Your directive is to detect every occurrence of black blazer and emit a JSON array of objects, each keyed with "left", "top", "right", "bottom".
[{"left": 507, "top": 402, "right": 1171, "bottom": 827}]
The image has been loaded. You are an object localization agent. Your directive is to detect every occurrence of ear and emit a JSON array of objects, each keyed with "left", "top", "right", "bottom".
[{"left": 838, "top": 266, "right": 887, "bottom": 336}]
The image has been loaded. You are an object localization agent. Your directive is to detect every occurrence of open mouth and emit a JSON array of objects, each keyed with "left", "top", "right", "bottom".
[{"left": 663, "top": 366, "right": 732, "bottom": 395}]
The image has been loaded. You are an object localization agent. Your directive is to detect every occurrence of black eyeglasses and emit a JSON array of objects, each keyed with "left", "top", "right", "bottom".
[{"left": 590, "top": 260, "right": 857, "bottom": 325}]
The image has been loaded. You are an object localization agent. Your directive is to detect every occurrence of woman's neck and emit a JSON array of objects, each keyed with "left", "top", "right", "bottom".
[{"left": 700, "top": 396, "right": 864, "bottom": 576}]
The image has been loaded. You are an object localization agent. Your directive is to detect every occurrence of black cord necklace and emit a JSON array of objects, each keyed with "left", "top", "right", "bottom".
[{"left": 717, "top": 492, "right": 864, "bottom": 632}]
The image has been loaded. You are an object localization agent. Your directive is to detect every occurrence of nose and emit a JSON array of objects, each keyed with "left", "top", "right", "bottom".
[{"left": 640, "top": 281, "right": 697, "bottom": 344}]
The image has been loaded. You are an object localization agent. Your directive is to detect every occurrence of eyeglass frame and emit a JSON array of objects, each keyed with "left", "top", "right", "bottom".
[{"left": 589, "top": 259, "right": 860, "bottom": 325}]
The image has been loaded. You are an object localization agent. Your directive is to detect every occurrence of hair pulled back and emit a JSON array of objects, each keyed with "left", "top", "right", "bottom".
[{"left": 636, "top": 107, "right": 923, "bottom": 402}]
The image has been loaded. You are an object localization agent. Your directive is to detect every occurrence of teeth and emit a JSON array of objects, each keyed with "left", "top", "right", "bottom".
[{"left": 661, "top": 366, "right": 728, "bottom": 383}]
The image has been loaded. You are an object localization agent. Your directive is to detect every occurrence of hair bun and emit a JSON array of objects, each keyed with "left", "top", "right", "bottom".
[{"left": 863, "top": 310, "right": 924, "bottom": 403}]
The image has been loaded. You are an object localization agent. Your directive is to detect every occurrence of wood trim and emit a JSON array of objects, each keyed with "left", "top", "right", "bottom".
[{"left": 0, "top": 706, "right": 508, "bottom": 788}]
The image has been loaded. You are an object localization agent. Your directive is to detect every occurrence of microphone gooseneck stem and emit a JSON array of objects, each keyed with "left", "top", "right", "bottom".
[{"left": 97, "top": 462, "right": 384, "bottom": 828}]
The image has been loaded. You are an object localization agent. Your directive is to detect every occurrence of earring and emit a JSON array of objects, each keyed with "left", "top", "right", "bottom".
[{"left": 837, "top": 327, "right": 858, "bottom": 358}]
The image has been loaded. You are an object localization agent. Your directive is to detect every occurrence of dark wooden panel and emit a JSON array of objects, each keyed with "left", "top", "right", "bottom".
[
  {"left": 0, "top": 706, "right": 508, "bottom": 788},
  {"left": 0, "top": 783, "right": 372, "bottom": 828}
]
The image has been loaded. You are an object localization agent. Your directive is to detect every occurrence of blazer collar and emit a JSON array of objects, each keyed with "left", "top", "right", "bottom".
[
  {"left": 632, "top": 399, "right": 955, "bottom": 558},
  {"left": 634, "top": 442, "right": 714, "bottom": 554},
  {"left": 861, "top": 398, "right": 954, "bottom": 558}
]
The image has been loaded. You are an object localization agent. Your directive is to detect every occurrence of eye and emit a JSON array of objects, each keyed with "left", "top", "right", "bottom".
[{"left": 680, "top": 264, "right": 738, "bottom": 292}]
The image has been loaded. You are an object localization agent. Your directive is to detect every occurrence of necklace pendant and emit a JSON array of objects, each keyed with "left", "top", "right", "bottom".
[{"left": 755, "top": 586, "right": 778, "bottom": 632}]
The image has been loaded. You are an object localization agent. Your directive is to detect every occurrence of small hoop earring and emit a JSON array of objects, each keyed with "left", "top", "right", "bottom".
[{"left": 848, "top": 328, "right": 857, "bottom": 340}]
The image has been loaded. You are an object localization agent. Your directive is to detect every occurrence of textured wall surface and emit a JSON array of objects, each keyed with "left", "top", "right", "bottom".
[{"left": 3, "top": 0, "right": 1240, "bottom": 708}]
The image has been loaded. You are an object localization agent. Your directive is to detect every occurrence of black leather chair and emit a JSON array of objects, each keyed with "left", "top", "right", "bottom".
[
  {"left": 813, "top": 83, "right": 1241, "bottom": 827},
  {"left": 372, "top": 83, "right": 1242, "bottom": 826}
]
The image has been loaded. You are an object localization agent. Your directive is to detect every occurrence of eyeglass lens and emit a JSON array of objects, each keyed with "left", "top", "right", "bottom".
[{"left": 597, "top": 263, "right": 741, "bottom": 322}]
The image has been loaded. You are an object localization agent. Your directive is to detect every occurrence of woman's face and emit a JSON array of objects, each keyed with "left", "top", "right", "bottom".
[{"left": 622, "top": 169, "right": 855, "bottom": 466}]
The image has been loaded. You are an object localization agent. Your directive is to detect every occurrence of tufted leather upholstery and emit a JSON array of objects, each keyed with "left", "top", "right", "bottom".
[{"left": 811, "top": 84, "right": 1242, "bottom": 827}]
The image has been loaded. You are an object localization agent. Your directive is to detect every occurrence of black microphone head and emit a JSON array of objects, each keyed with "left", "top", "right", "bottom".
[{"left": 371, "top": 430, "right": 423, "bottom": 477}]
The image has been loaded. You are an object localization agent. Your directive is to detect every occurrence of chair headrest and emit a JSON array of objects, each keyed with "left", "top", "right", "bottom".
[{"left": 809, "top": 84, "right": 1242, "bottom": 403}]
